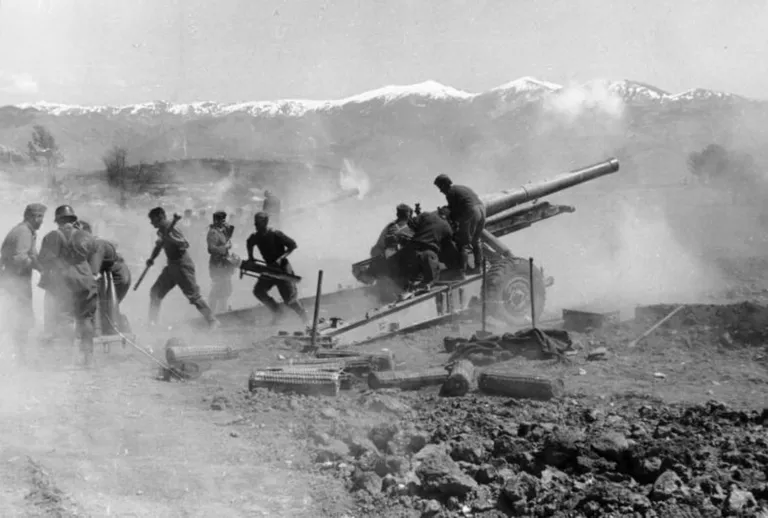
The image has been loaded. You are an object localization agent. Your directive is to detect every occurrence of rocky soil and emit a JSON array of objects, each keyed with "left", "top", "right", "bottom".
[{"left": 217, "top": 300, "right": 768, "bottom": 517}]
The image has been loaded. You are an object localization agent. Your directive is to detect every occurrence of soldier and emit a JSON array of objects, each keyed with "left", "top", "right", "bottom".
[
  {"left": 400, "top": 209, "right": 454, "bottom": 290},
  {"left": 38, "top": 205, "right": 99, "bottom": 366},
  {"left": 370, "top": 203, "right": 415, "bottom": 259},
  {"left": 245, "top": 211, "right": 307, "bottom": 325},
  {"left": 38, "top": 204, "right": 78, "bottom": 343},
  {"left": 434, "top": 174, "right": 486, "bottom": 275},
  {"left": 0, "top": 203, "right": 46, "bottom": 364},
  {"left": 262, "top": 190, "right": 281, "bottom": 227},
  {"left": 207, "top": 211, "right": 237, "bottom": 313},
  {"left": 76, "top": 221, "right": 132, "bottom": 304},
  {"left": 146, "top": 207, "right": 219, "bottom": 329}
]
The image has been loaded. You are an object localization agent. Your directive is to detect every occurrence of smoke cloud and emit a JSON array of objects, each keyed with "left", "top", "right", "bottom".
[
  {"left": 339, "top": 158, "right": 371, "bottom": 199},
  {"left": 543, "top": 80, "right": 626, "bottom": 122}
]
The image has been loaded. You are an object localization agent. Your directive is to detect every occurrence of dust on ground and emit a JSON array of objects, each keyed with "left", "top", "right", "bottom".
[{"left": 4, "top": 286, "right": 767, "bottom": 516}]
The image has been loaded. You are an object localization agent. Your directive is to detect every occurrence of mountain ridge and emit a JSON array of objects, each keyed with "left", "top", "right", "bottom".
[{"left": 5, "top": 77, "right": 759, "bottom": 119}]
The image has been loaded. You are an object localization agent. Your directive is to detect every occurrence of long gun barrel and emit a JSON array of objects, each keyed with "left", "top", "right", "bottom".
[{"left": 483, "top": 158, "right": 620, "bottom": 219}]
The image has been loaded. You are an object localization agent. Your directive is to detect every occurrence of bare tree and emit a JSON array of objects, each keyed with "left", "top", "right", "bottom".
[
  {"left": 103, "top": 145, "right": 129, "bottom": 207},
  {"left": 27, "top": 125, "right": 64, "bottom": 186}
]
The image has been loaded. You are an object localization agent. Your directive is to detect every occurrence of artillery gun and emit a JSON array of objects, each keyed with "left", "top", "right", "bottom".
[
  {"left": 184, "top": 160, "right": 620, "bottom": 345},
  {"left": 314, "top": 158, "right": 620, "bottom": 344}
]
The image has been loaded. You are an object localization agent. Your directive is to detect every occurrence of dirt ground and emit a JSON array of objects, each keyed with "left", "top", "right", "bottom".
[{"left": 1, "top": 253, "right": 768, "bottom": 517}]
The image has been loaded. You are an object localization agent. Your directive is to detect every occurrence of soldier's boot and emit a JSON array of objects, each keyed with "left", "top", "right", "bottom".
[
  {"left": 287, "top": 301, "right": 309, "bottom": 324},
  {"left": 469, "top": 247, "right": 484, "bottom": 275},
  {"left": 197, "top": 303, "right": 220, "bottom": 330},
  {"left": 148, "top": 299, "right": 162, "bottom": 329},
  {"left": 459, "top": 249, "right": 471, "bottom": 278}
]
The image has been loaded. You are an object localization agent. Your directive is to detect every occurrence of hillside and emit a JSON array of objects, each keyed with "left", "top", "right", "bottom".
[{"left": 2, "top": 77, "right": 768, "bottom": 192}]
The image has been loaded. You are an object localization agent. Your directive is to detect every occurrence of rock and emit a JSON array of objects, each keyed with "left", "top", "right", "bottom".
[
  {"left": 402, "top": 470, "right": 422, "bottom": 495},
  {"left": 210, "top": 395, "right": 229, "bottom": 411},
  {"left": 650, "top": 470, "right": 689, "bottom": 501},
  {"left": 421, "top": 499, "right": 442, "bottom": 516},
  {"left": 539, "top": 429, "right": 584, "bottom": 469},
  {"left": 315, "top": 439, "right": 350, "bottom": 463},
  {"left": 352, "top": 469, "right": 382, "bottom": 496},
  {"left": 584, "top": 409, "right": 602, "bottom": 423},
  {"left": 415, "top": 449, "right": 479, "bottom": 498},
  {"left": 474, "top": 464, "right": 496, "bottom": 485},
  {"left": 591, "top": 431, "right": 629, "bottom": 462},
  {"left": 450, "top": 436, "right": 489, "bottom": 464},
  {"left": 381, "top": 474, "right": 398, "bottom": 492},
  {"left": 469, "top": 485, "right": 496, "bottom": 511},
  {"left": 406, "top": 431, "right": 430, "bottom": 454},
  {"left": 540, "top": 467, "right": 570, "bottom": 489},
  {"left": 343, "top": 433, "right": 378, "bottom": 458},
  {"left": 502, "top": 472, "right": 541, "bottom": 504},
  {"left": 359, "top": 393, "right": 412, "bottom": 415},
  {"left": 374, "top": 455, "right": 406, "bottom": 477},
  {"left": 368, "top": 423, "right": 399, "bottom": 453},
  {"left": 319, "top": 407, "right": 339, "bottom": 419},
  {"left": 727, "top": 488, "right": 758, "bottom": 513}
]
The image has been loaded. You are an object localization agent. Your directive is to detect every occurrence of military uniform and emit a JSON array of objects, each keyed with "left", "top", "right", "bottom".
[
  {"left": 0, "top": 205, "right": 45, "bottom": 361},
  {"left": 443, "top": 184, "right": 486, "bottom": 272},
  {"left": 38, "top": 222, "right": 78, "bottom": 337},
  {"left": 40, "top": 222, "right": 98, "bottom": 361},
  {"left": 207, "top": 222, "right": 235, "bottom": 313},
  {"left": 402, "top": 211, "right": 455, "bottom": 286},
  {"left": 88, "top": 238, "right": 131, "bottom": 303},
  {"left": 246, "top": 227, "right": 307, "bottom": 322},
  {"left": 148, "top": 222, "right": 217, "bottom": 326}
]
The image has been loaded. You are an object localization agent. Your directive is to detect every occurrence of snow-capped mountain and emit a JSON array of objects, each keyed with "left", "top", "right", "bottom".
[
  {"left": 9, "top": 76, "right": 754, "bottom": 120},
  {"left": 2, "top": 75, "right": 765, "bottom": 171}
]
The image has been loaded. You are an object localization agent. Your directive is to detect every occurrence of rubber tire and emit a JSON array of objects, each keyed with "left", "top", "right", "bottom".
[{"left": 483, "top": 258, "right": 546, "bottom": 325}]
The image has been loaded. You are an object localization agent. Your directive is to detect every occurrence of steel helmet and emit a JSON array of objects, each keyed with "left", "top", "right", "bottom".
[{"left": 54, "top": 204, "right": 77, "bottom": 222}]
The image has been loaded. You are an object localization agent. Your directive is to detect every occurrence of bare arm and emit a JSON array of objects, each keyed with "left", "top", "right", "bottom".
[{"left": 207, "top": 228, "right": 230, "bottom": 256}]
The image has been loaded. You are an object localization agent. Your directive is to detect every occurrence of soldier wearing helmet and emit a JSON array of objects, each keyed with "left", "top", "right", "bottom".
[
  {"left": 77, "top": 223, "right": 132, "bottom": 306},
  {"left": 244, "top": 211, "right": 307, "bottom": 325},
  {"left": 146, "top": 207, "right": 219, "bottom": 329},
  {"left": 433, "top": 174, "right": 486, "bottom": 276},
  {"left": 0, "top": 202, "right": 47, "bottom": 365},
  {"left": 370, "top": 203, "right": 415, "bottom": 259},
  {"left": 38, "top": 205, "right": 99, "bottom": 366},
  {"left": 206, "top": 210, "right": 238, "bottom": 313}
]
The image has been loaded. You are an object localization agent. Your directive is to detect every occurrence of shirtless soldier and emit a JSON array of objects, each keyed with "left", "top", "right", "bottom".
[{"left": 245, "top": 211, "right": 307, "bottom": 325}]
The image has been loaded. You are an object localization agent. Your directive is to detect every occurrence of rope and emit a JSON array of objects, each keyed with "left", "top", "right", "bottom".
[{"left": 101, "top": 311, "right": 186, "bottom": 381}]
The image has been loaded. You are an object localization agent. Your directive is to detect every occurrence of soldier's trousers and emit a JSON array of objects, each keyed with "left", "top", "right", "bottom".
[
  {"left": 72, "top": 285, "right": 98, "bottom": 357},
  {"left": 456, "top": 205, "right": 486, "bottom": 271},
  {"left": 44, "top": 290, "right": 73, "bottom": 336},
  {"left": 208, "top": 263, "right": 233, "bottom": 314},
  {"left": 149, "top": 254, "right": 215, "bottom": 324},
  {"left": 109, "top": 260, "right": 131, "bottom": 304},
  {"left": 1, "top": 275, "right": 34, "bottom": 361},
  {"left": 253, "top": 274, "right": 307, "bottom": 323}
]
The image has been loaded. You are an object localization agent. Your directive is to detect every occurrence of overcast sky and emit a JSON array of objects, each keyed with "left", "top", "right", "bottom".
[{"left": 0, "top": 0, "right": 766, "bottom": 106}]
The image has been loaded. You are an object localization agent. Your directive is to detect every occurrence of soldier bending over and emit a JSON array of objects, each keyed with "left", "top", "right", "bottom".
[
  {"left": 245, "top": 211, "right": 308, "bottom": 325},
  {"left": 434, "top": 174, "right": 486, "bottom": 275},
  {"left": 400, "top": 209, "right": 454, "bottom": 291}
]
